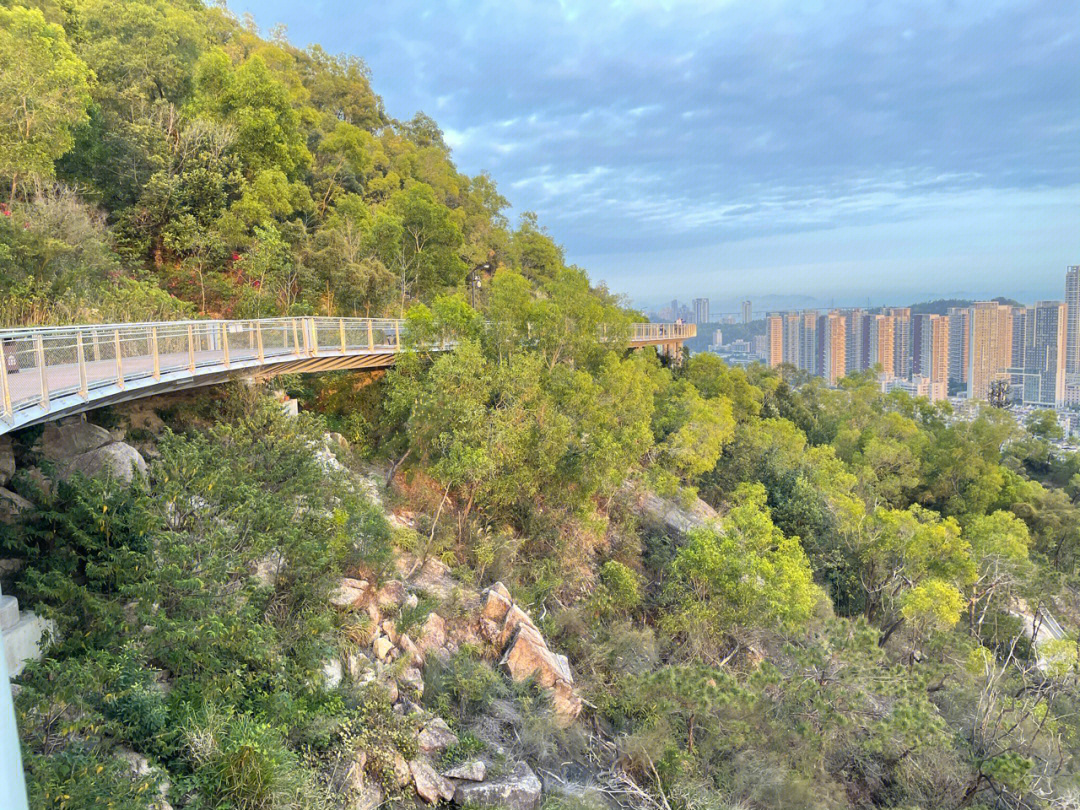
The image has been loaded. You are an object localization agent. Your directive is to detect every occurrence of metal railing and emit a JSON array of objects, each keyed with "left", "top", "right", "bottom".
[
  {"left": 630, "top": 322, "right": 697, "bottom": 342},
  {"left": 0, "top": 317, "right": 404, "bottom": 423},
  {"left": 0, "top": 317, "right": 693, "bottom": 426}
]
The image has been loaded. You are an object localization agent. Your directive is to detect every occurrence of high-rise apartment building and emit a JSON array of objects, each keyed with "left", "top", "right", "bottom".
[
  {"left": 885, "top": 307, "right": 913, "bottom": 379},
  {"left": 799, "top": 311, "right": 818, "bottom": 373},
  {"left": 692, "top": 298, "right": 710, "bottom": 325},
  {"left": 1010, "top": 306, "right": 1032, "bottom": 403},
  {"left": 967, "top": 302, "right": 1013, "bottom": 401},
  {"left": 869, "top": 314, "right": 896, "bottom": 379},
  {"left": 766, "top": 315, "right": 784, "bottom": 367},
  {"left": 844, "top": 309, "right": 867, "bottom": 374},
  {"left": 1021, "top": 301, "right": 1066, "bottom": 407},
  {"left": 741, "top": 300, "right": 753, "bottom": 324},
  {"left": 783, "top": 312, "right": 802, "bottom": 366},
  {"left": 1065, "top": 267, "right": 1080, "bottom": 374},
  {"left": 1063, "top": 267, "right": 1080, "bottom": 406},
  {"left": 818, "top": 312, "right": 847, "bottom": 385},
  {"left": 912, "top": 314, "right": 949, "bottom": 401},
  {"left": 947, "top": 306, "right": 970, "bottom": 386}
]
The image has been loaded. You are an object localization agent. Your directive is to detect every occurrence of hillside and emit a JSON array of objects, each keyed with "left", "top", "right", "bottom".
[{"left": 1, "top": 3, "right": 1079, "bottom": 810}]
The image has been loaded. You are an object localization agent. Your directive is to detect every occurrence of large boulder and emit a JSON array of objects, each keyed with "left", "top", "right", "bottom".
[
  {"left": 453, "top": 762, "right": 542, "bottom": 810},
  {"left": 63, "top": 442, "right": 147, "bottom": 483},
  {"left": 40, "top": 420, "right": 111, "bottom": 461}
]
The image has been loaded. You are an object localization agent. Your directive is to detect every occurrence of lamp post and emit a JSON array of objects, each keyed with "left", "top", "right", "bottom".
[{"left": 470, "top": 263, "right": 490, "bottom": 309}]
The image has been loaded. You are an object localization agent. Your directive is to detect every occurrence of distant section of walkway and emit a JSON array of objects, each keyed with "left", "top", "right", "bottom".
[{"left": 0, "top": 317, "right": 694, "bottom": 435}]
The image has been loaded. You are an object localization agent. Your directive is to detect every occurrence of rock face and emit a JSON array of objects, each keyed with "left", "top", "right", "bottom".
[
  {"left": 453, "top": 762, "right": 542, "bottom": 810},
  {"left": 481, "top": 582, "right": 583, "bottom": 724}
]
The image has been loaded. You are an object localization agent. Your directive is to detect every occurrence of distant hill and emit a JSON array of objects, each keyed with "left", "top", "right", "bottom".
[{"left": 909, "top": 296, "right": 1023, "bottom": 314}]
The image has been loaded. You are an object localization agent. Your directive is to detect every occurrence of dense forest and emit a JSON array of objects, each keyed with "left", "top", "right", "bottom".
[{"left": 1, "top": 2, "right": 1079, "bottom": 810}]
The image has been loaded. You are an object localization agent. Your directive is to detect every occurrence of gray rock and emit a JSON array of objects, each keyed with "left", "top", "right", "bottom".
[
  {"left": 0, "top": 487, "right": 32, "bottom": 523},
  {"left": 411, "top": 758, "right": 456, "bottom": 803},
  {"left": 63, "top": 442, "right": 147, "bottom": 483},
  {"left": 417, "top": 716, "right": 458, "bottom": 754},
  {"left": 40, "top": 420, "right": 111, "bottom": 460},
  {"left": 0, "top": 436, "right": 14, "bottom": 485},
  {"left": 443, "top": 759, "right": 486, "bottom": 782},
  {"left": 635, "top": 489, "right": 718, "bottom": 537},
  {"left": 453, "top": 762, "right": 542, "bottom": 810},
  {"left": 322, "top": 658, "right": 343, "bottom": 689}
]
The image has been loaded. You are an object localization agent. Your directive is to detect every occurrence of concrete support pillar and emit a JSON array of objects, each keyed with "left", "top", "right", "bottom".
[{"left": 0, "top": 594, "right": 29, "bottom": 809}]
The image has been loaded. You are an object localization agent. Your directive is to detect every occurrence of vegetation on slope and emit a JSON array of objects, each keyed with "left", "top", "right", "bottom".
[{"left": 1, "top": 2, "right": 1079, "bottom": 809}]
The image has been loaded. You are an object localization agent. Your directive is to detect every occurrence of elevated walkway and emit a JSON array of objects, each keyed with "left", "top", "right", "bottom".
[{"left": 0, "top": 317, "right": 694, "bottom": 435}]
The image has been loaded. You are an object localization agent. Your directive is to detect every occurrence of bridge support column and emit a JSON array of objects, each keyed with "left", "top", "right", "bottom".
[{"left": 35, "top": 336, "right": 48, "bottom": 411}]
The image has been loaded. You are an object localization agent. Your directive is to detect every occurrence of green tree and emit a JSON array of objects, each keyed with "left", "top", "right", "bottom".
[
  {"left": 0, "top": 6, "right": 92, "bottom": 197},
  {"left": 661, "top": 483, "right": 820, "bottom": 658}
]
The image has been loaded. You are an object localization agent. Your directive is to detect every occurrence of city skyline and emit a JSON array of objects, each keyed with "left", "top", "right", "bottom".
[{"left": 694, "top": 265, "right": 1080, "bottom": 406}]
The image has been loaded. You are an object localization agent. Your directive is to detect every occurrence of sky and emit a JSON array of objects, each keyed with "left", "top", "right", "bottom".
[{"left": 234, "top": 0, "right": 1080, "bottom": 311}]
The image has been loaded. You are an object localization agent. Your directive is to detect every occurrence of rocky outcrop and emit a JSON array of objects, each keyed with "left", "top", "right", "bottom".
[
  {"left": 480, "top": 581, "right": 583, "bottom": 724},
  {"left": 116, "top": 748, "right": 172, "bottom": 810},
  {"left": 328, "top": 565, "right": 582, "bottom": 726},
  {"left": 453, "top": 762, "right": 542, "bottom": 810},
  {"left": 634, "top": 488, "right": 718, "bottom": 536}
]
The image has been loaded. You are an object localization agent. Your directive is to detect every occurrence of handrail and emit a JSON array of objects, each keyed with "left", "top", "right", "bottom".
[{"left": 0, "top": 317, "right": 694, "bottom": 428}]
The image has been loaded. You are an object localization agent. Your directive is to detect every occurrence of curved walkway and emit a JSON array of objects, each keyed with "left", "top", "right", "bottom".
[{"left": 0, "top": 317, "right": 695, "bottom": 435}]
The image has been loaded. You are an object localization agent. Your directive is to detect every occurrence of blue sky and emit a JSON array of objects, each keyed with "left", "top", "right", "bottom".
[{"left": 236, "top": 0, "right": 1079, "bottom": 310}]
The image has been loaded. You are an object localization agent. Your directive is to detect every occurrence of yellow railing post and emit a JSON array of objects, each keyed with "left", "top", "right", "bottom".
[
  {"left": 114, "top": 330, "right": 124, "bottom": 389},
  {"left": 339, "top": 318, "right": 347, "bottom": 353},
  {"left": 291, "top": 319, "right": 300, "bottom": 355},
  {"left": 151, "top": 326, "right": 160, "bottom": 380},
  {"left": 35, "top": 335, "right": 49, "bottom": 411},
  {"left": 76, "top": 331, "right": 89, "bottom": 398},
  {"left": 302, "top": 318, "right": 312, "bottom": 356},
  {"left": 221, "top": 323, "right": 230, "bottom": 368},
  {"left": 310, "top": 318, "right": 319, "bottom": 355},
  {"left": 0, "top": 339, "right": 12, "bottom": 423},
  {"left": 188, "top": 324, "right": 196, "bottom": 372},
  {"left": 367, "top": 320, "right": 374, "bottom": 351},
  {"left": 256, "top": 322, "right": 265, "bottom": 363},
  {"left": 91, "top": 328, "right": 101, "bottom": 361}
]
